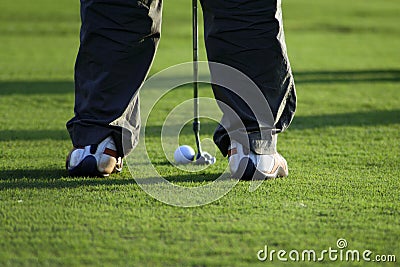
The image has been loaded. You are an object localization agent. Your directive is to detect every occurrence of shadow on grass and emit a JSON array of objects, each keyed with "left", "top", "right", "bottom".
[
  {"left": 291, "top": 109, "right": 400, "bottom": 130},
  {"left": 0, "top": 169, "right": 67, "bottom": 182},
  {"left": 0, "top": 81, "right": 73, "bottom": 95},
  {"left": 0, "top": 69, "right": 399, "bottom": 96},
  {"left": 0, "top": 109, "right": 397, "bottom": 141},
  {"left": 0, "top": 169, "right": 220, "bottom": 190},
  {"left": 126, "top": 69, "right": 400, "bottom": 85},
  {"left": 0, "top": 129, "right": 69, "bottom": 141},
  {"left": 145, "top": 109, "right": 400, "bottom": 137},
  {"left": 294, "top": 69, "right": 400, "bottom": 84}
]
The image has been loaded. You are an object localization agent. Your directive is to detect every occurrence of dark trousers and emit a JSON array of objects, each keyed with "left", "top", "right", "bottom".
[{"left": 66, "top": 0, "right": 296, "bottom": 157}]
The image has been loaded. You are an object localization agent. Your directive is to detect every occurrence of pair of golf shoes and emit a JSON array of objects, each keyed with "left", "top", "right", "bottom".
[{"left": 66, "top": 137, "right": 288, "bottom": 179}]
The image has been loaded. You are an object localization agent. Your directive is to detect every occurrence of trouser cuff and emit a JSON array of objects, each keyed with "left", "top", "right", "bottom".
[
  {"left": 248, "top": 131, "right": 277, "bottom": 155},
  {"left": 214, "top": 128, "right": 277, "bottom": 157},
  {"left": 67, "top": 123, "right": 127, "bottom": 157}
]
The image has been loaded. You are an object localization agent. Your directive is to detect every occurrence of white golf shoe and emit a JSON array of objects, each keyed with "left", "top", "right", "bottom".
[
  {"left": 228, "top": 140, "right": 288, "bottom": 180},
  {"left": 66, "top": 136, "right": 122, "bottom": 177}
]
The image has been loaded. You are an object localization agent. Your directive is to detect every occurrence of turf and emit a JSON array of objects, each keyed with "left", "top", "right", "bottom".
[{"left": 0, "top": 0, "right": 399, "bottom": 266}]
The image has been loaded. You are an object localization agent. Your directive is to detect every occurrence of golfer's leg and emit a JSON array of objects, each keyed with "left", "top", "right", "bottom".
[
  {"left": 66, "top": 0, "right": 162, "bottom": 156},
  {"left": 201, "top": 0, "right": 296, "bottom": 156}
]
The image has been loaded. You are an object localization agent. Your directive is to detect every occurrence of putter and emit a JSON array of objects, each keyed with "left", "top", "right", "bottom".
[{"left": 192, "top": 0, "right": 216, "bottom": 165}]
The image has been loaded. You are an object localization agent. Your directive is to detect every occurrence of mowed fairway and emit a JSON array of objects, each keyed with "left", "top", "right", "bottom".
[{"left": 0, "top": 0, "right": 399, "bottom": 266}]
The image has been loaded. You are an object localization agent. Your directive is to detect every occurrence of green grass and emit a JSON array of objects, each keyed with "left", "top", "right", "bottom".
[{"left": 0, "top": 0, "right": 399, "bottom": 266}]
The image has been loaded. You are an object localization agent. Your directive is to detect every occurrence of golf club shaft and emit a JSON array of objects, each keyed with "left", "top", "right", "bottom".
[{"left": 192, "top": 0, "right": 202, "bottom": 155}]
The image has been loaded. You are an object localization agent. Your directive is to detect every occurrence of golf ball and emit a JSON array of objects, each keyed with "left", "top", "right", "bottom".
[{"left": 174, "top": 145, "right": 195, "bottom": 164}]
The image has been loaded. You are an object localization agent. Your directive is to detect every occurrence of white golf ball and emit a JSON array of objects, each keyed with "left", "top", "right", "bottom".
[{"left": 174, "top": 145, "right": 195, "bottom": 164}]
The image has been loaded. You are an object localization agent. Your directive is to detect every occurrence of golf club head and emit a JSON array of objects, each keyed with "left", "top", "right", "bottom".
[{"left": 194, "top": 152, "right": 216, "bottom": 165}]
